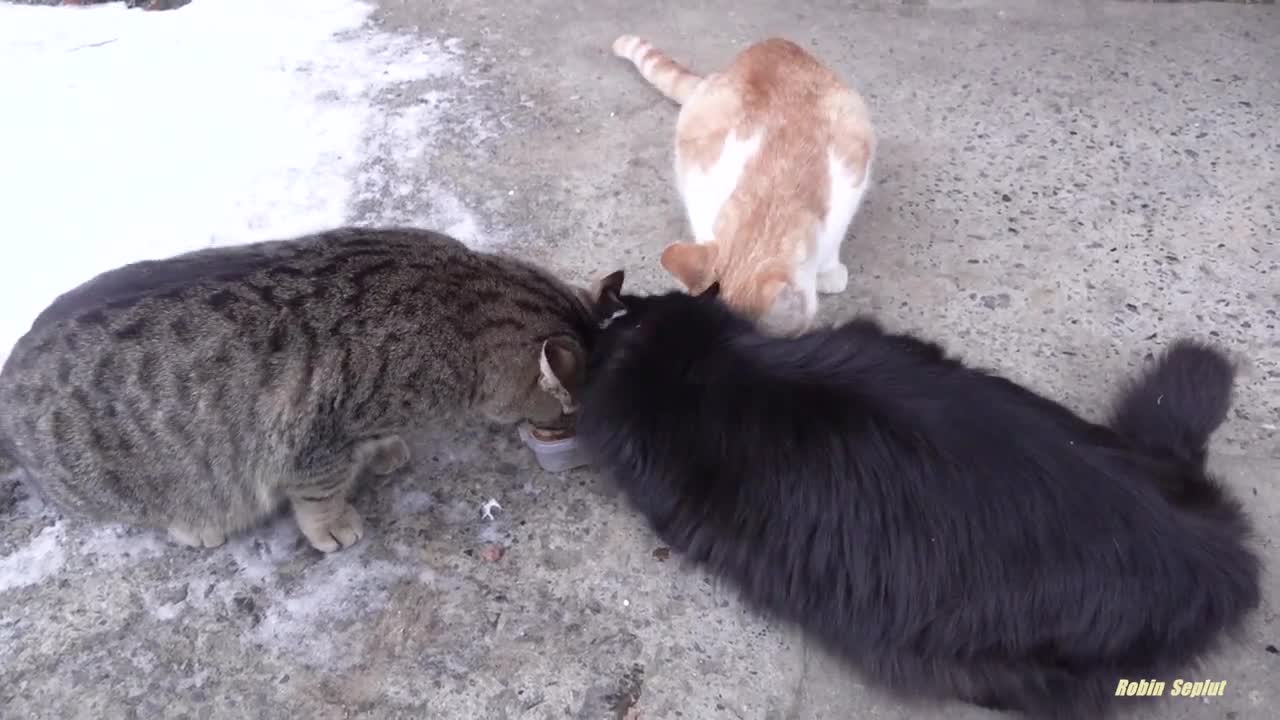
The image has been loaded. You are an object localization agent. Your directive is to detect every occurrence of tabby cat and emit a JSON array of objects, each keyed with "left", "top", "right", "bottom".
[
  {"left": 0, "top": 227, "right": 625, "bottom": 552},
  {"left": 612, "top": 35, "right": 876, "bottom": 335}
]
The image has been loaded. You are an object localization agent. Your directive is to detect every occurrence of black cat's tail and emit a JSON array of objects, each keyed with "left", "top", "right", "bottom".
[
  {"left": 1108, "top": 340, "right": 1260, "bottom": 690},
  {"left": 1109, "top": 339, "right": 1235, "bottom": 470}
]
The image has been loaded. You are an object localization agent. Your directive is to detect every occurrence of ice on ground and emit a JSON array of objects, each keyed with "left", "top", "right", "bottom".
[
  {"left": 394, "top": 487, "right": 436, "bottom": 514},
  {"left": 0, "top": 0, "right": 493, "bottom": 368},
  {"left": 251, "top": 552, "right": 418, "bottom": 668},
  {"left": 225, "top": 514, "right": 306, "bottom": 582},
  {"left": 0, "top": 523, "right": 66, "bottom": 593},
  {"left": 78, "top": 524, "right": 170, "bottom": 569}
]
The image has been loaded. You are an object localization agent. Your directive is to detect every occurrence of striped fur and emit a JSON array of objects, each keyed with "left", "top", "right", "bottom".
[
  {"left": 612, "top": 35, "right": 702, "bottom": 104},
  {"left": 0, "top": 227, "right": 623, "bottom": 552}
]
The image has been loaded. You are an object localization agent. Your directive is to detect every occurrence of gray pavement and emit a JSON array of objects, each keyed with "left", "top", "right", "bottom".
[{"left": 2, "top": 1, "right": 1278, "bottom": 719}]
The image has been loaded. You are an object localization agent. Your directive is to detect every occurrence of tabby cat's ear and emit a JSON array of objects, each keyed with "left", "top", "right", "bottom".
[
  {"left": 539, "top": 336, "right": 586, "bottom": 411},
  {"left": 660, "top": 242, "right": 717, "bottom": 293}
]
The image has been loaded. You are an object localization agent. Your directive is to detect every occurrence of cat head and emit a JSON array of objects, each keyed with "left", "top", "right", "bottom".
[
  {"left": 516, "top": 269, "right": 627, "bottom": 433},
  {"left": 585, "top": 281, "right": 729, "bottom": 372},
  {"left": 660, "top": 243, "right": 810, "bottom": 335}
]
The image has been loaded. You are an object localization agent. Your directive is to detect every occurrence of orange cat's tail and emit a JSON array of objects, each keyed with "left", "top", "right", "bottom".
[{"left": 612, "top": 35, "right": 702, "bottom": 105}]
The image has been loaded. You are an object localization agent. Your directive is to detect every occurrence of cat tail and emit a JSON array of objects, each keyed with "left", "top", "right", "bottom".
[
  {"left": 1109, "top": 340, "right": 1246, "bottom": 519},
  {"left": 612, "top": 35, "right": 702, "bottom": 105},
  {"left": 1109, "top": 338, "right": 1235, "bottom": 471},
  {"left": 1109, "top": 340, "right": 1260, "bottom": 663}
]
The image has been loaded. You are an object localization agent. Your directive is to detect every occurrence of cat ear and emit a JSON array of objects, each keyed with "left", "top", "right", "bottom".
[
  {"left": 581, "top": 270, "right": 626, "bottom": 326},
  {"left": 595, "top": 269, "right": 626, "bottom": 317},
  {"left": 539, "top": 336, "right": 585, "bottom": 412},
  {"left": 660, "top": 242, "right": 717, "bottom": 293},
  {"left": 590, "top": 269, "right": 625, "bottom": 305}
]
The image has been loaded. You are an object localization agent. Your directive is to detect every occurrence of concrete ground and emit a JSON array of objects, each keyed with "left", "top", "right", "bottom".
[{"left": 3, "top": 0, "right": 1279, "bottom": 718}]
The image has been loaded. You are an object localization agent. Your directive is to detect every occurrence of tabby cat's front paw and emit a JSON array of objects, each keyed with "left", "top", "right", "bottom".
[{"left": 296, "top": 501, "right": 365, "bottom": 553}]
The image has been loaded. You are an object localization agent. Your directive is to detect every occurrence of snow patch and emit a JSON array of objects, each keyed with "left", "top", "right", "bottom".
[
  {"left": 226, "top": 515, "right": 305, "bottom": 582},
  {"left": 350, "top": 102, "right": 492, "bottom": 248},
  {"left": 252, "top": 552, "right": 416, "bottom": 667},
  {"left": 0, "top": 0, "right": 496, "bottom": 366},
  {"left": 77, "top": 524, "right": 169, "bottom": 569},
  {"left": 151, "top": 598, "right": 185, "bottom": 622},
  {"left": 0, "top": 523, "right": 66, "bottom": 593},
  {"left": 394, "top": 487, "right": 436, "bottom": 514}
]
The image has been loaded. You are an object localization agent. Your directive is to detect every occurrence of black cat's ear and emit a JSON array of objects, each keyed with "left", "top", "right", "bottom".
[
  {"left": 698, "top": 282, "right": 721, "bottom": 301},
  {"left": 593, "top": 270, "right": 624, "bottom": 303},
  {"left": 587, "top": 269, "right": 628, "bottom": 328}
]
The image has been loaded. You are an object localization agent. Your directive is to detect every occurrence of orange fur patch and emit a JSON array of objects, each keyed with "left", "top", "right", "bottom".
[{"left": 615, "top": 36, "right": 876, "bottom": 333}]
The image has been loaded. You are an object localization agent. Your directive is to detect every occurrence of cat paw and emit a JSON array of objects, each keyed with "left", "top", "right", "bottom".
[
  {"left": 168, "top": 523, "right": 227, "bottom": 548},
  {"left": 360, "top": 435, "right": 410, "bottom": 476},
  {"left": 297, "top": 501, "right": 364, "bottom": 553},
  {"left": 816, "top": 263, "right": 849, "bottom": 294}
]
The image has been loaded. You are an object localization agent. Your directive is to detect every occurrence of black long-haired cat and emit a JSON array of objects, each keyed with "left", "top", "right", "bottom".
[{"left": 576, "top": 284, "right": 1260, "bottom": 719}]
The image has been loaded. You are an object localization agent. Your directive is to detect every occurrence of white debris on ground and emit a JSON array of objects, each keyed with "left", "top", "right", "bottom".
[
  {"left": 250, "top": 551, "right": 420, "bottom": 669},
  {"left": 480, "top": 498, "right": 503, "bottom": 521},
  {"left": 0, "top": 0, "right": 501, "bottom": 661},
  {"left": 0, "top": 523, "right": 66, "bottom": 593}
]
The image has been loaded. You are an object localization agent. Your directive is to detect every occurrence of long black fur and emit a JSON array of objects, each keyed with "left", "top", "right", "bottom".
[{"left": 576, "top": 286, "right": 1260, "bottom": 719}]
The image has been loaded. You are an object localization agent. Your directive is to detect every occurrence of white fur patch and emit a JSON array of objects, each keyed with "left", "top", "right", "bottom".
[
  {"left": 786, "top": 148, "right": 870, "bottom": 325},
  {"left": 816, "top": 148, "right": 868, "bottom": 271},
  {"left": 642, "top": 52, "right": 660, "bottom": 77},
  {"left": 538, "top": 346, "right": 577, "bottom": 413},
  {"left": 598, "top": 307, "right": 628, "bottom": 329},
  {"left": 677, "top": 127, "right": 764, "bottom": 243}
]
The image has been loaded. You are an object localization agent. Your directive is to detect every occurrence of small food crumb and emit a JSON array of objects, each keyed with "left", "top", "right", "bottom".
[
  {"left": 479, "top": 544, "right": 505, "bottom": 563},
  {"left": 652, "top": 547, "right": 671, "bottom": 562},
  {"left": 622, "top": 599, "right": 630, "bottom": 607}
]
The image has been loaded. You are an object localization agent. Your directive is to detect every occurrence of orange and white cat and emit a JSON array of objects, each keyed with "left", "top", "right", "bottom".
[{"left": 612, "top": 35, "right": 876, "bottom": 334}]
